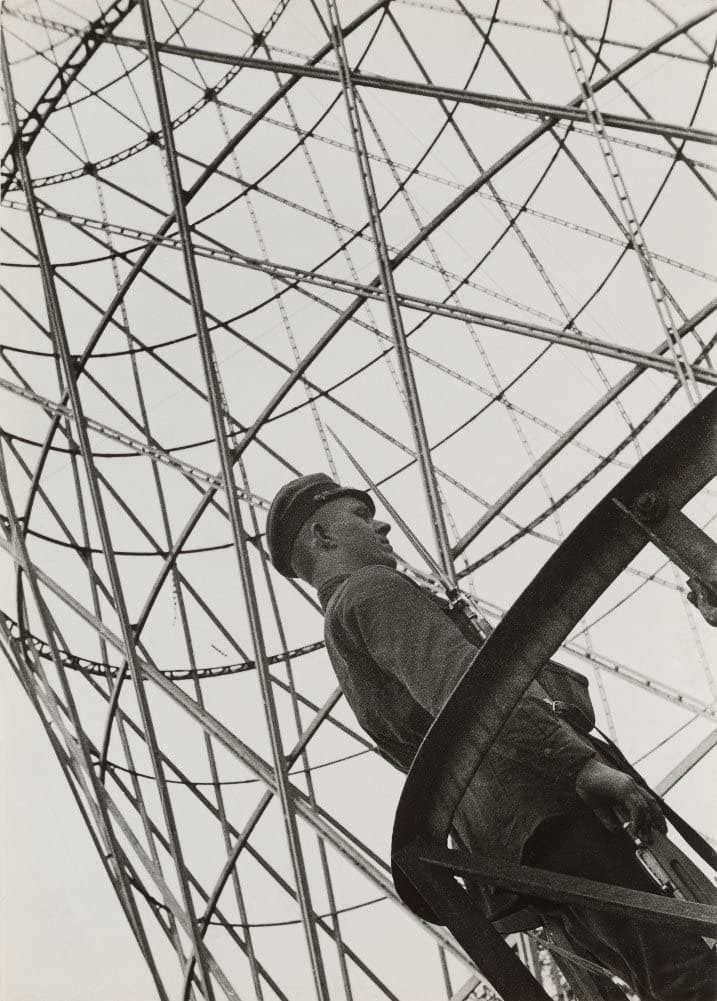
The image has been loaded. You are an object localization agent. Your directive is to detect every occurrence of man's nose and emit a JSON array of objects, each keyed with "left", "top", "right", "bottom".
[{"left": 376, "top": 520, "right": 391, "bottom": 536}]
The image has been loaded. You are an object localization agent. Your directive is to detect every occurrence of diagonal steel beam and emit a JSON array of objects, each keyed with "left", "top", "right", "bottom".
[
  {"left": 6, "top": 198, "right": 717, "bottom": 386},
  {"left": 0, "top": 628, "right": 173, "bottom": 1000},
  {"left": 325, "top": 0, "right": 457, "bottom": 583},
  {"left": 0, "top": 465, "right": 172, "bottom": 1001},
  {"left": 10, "top": 0, "right": 387, "bottom": 556},
  {"left": 1, "top": 32, "right": 218, "bottom": 1000},
  {"left": 101, "top": 34, "right": 717, "bottom": 146},
  {"left": 655, "top": 729, "right": 717, "bottom": 795},
  {"left": 14, "top": 1, "right": 708, "bottom": 590},
  {"left": 452, "top": 299, "right": 717, "bottom": 557},
  {"left": 0, "top": 536, "right": 477, "bottom": 967},
  {"left": 547, "top": 0, "right": 699, "bottom": 401},
  {"left": 137, "top": 2, "right": 329, "bottom": 996}
]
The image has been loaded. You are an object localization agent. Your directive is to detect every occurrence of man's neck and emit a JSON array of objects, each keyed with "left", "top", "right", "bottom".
[
  {"left": 312, "top": 558, "right": 390, "bottom": 594},
  {"left": 312, "top": 561, "right": 359, "bottom": 593}
]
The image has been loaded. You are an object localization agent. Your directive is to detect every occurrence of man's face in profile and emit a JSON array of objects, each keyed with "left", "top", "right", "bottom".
[{"left": 318, "top": 496, "right": 396, "bottom": 571}]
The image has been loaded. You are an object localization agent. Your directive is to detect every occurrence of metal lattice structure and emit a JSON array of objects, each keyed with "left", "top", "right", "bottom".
[{"left": 1, "top": 1, "right": 716, "bottom": 998}]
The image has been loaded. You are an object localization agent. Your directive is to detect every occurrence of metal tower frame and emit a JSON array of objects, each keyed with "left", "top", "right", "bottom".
[{"left": 2, "top": 2, "right": 716, "bottom": 998}]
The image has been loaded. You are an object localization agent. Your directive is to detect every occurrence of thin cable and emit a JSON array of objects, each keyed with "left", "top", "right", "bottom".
[{"left": 101, "top": 747, "right": 374, "bottom": 786}]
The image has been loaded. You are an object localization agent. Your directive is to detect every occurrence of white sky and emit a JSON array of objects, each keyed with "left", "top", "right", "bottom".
[{"left": 1, "top": 1, "right": 716, "bottom": 999}]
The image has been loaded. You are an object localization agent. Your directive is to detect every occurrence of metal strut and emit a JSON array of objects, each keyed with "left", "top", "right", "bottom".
[
  {"left": 97, "top": 35, "right": 717, "bottom": 148},
  {"left": 326, "top": 0, "right": 457, "bottom": 585},
  {"left": 137, "top": 2, "right": 330, "bottom": 996},
  {"left": 2, "top": 30, "right": 222, "bottom": 1001}
]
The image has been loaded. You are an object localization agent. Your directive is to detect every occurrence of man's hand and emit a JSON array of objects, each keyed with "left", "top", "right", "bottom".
[
  {"left": 575, "top": 758, "right": 667, "bottom": 844},
  {"left": 687, "top": 577, "right": 717, "bottom": 627}
]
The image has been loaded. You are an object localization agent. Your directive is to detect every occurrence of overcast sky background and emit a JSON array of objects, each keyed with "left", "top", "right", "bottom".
[{"left": 1, "top": 1, "right": 716, "bottom": 999}]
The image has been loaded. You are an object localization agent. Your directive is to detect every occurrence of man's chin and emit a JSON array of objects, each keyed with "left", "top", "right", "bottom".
[{"left": 379, "top": 550, "right": 397, "bottom": 569}]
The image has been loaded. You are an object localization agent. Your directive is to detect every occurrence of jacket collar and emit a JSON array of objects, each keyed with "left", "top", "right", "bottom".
[{"left": 317, "top": 573, "right": 352, "bottom": 611}]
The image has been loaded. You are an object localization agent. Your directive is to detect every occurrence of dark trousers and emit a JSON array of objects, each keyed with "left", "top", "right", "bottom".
[{"left": 523, "top": 814, "right": 717, "bottom": 1000}]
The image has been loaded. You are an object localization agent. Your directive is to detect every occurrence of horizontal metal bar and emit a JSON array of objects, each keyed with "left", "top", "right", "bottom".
[
  {"left": 8, "top": 197, "right": 714, "bottom": 383},
  {"left": 404, "top": 844, "right": 717, "bottom": 935},
  {"left": 613, "top": 497, "right": 717, "bottom": 604},
  {"left": 103, "top": 36, "right": 717, "bottom": 146}
]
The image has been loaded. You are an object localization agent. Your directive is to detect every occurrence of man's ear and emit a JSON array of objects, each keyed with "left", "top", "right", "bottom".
[{"left": 310, "top": 519, "right": 334, "bottom": 551}]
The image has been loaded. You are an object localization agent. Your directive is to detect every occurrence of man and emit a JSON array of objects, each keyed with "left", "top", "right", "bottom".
[{"left": 267, "top": 473, "right": 716, "bottom": 1000}]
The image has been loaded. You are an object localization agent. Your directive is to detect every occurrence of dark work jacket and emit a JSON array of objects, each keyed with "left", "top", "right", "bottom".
[{"left": 320, "top": 565, "right": 597, "bottom": 870}]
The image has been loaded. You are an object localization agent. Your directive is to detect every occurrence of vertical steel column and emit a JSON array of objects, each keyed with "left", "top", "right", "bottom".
[
  {"left": 0, "top": 644, "right": 173, "bottom": 1001},
  {"left": 96, "top": 135, "right": 263, "bottom": 989},
  {"left": 42, "top": 184, "right": 193, "bottom": 975},
  {"left": 136, "top": 4, "right": 330, "bottom": 997},
  {"left": 238, "top": 456, "right": 355, "bottom": 1001},
  {"left": 1, "top": 34, "right": 217, "bottom": 1000},
  {"left": 0, "top": 455, "right": 171, "bottom": 1001},
  {"left": 325, "top": 0, "right": 458, "bottom": 585},
  {"left": 178, "top": 688, "right": 348, "bottom": 1001}
]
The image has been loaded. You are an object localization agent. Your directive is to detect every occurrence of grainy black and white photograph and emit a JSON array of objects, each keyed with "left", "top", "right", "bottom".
[{"left": 1, "top": 1, "right": 716, "bottom": 998}]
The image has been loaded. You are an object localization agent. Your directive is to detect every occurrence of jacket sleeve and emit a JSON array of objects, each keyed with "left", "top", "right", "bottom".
[{"left": 342, "top": 566, "right": 595, "bottom": 787}]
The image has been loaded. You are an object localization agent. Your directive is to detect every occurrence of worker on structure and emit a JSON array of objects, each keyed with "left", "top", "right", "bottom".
[{"left": 267, "top": 473, "right": 716, "bottom": 1001}]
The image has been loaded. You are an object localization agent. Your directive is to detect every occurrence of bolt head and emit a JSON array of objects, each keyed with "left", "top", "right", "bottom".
[{"left": 632, "top": 490, "right": 667, "bottom": 524}]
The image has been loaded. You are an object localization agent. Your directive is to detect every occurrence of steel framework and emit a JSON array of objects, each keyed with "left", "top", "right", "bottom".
[{"left": 1, "top": 2, "right": 716, "bottom": 999}]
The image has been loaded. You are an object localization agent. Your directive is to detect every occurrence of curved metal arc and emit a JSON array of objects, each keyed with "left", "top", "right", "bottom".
[
  {"left": 380, "top": 319, "right": 715, "bottom": 565},
  {"left": 223, "top": 11, "right": 693, "bottom": 461},
  {"left": 455, "top": 325, "right": 717, "bottom": 577},
  {"left": 144, "top": 234, "right": 714, "bottom": 381},
  {"left": 5, "top": 204, "right": 305, "bottom": 486},
  {"left": 4, "top": 9, "right": 712, "bottom": 992},
  {"left": 449, "top": 0, "right": 703, "bottom": 459},
  {"left": 380, "top": 0, "right": 640, "bottom": 485},
  {"left": 9, "top": 0, "right": 376, "bottom": 773},
  {"left": 1, "top": 0, "right": 137, "bottom": 194},
  {"left": 5, "top": 15, "right": 374, "bottom": 764},
  {"left": 15, "top": 0, "right": 387, "bottom": 542},
  {"left": 18, "top": 0, "right": 701, "bottom": 584},
  {"left": 392, "top": 389, "right": 717, "bottom": 920},
  {"left": 93, "top": 297, "right": 715, "bottom": 784},
  {"left": 96, "top": 673, "right": 403, "bottom": 1000},
  {"left": 37, "top": 0, "right": 708, "bottom": 482},
  {"left": 1, "top": 0, "right": 282, "bottom": 194}
]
